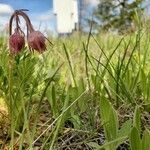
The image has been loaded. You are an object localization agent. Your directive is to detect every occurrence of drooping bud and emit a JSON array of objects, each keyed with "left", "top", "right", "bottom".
[
  {"left": 9, "top": 29, "right": 25, "bottom": 54},
  {"left": 28, "top": 31, "right": 46, "bottom": 53},
  {"left": 9, "top": 10, "right": 53, "bottom": 54}
]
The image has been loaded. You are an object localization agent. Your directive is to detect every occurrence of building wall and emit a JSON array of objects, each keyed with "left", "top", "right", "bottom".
[{"left": 53, "top": 0, "right": 78, "bottom": 34}]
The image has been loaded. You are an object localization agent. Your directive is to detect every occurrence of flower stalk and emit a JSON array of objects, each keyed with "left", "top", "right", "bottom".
[{"left": 9, "top": 9, "right": 53, "bottom": 54}]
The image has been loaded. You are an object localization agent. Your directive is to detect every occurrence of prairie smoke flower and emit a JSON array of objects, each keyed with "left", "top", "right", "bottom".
[
  {"left": 9, "top": 9, "right": 53, "bottom": 54},
  {"left": 28, "top": 31, "right": 46, "bottom": 53},
  {"left": 9, "top": 29, "right": 25, "bottom": 54}
]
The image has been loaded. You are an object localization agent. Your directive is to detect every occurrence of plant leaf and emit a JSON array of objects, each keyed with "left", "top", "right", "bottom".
[
  {"left": 133, "top": 106, "right": 141, "bottom": 132},
  {"left": 142, "top": 129, "right": 150, "bottom": 150},
  {"left": 130, "top": 127, "right": 142, "bottom": 150},
  {"left": 118, "top": 119, "right": 132, "bottom": 137}
]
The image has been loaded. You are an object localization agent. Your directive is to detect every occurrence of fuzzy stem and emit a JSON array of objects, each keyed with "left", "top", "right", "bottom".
[{"left": 16, "top": 10, "right": 34, "bottom": 32}]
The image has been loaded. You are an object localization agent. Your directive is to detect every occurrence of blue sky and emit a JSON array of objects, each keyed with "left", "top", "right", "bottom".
[
  {"left": 0, "top": 0, "right": 99, "bottom": 34},
  {"left": 0, "top": 0, "right": 52, "bottom": 12},
  {"left": 0, "top": 0, "right": 149, "bottom": 34},
  {"left": 0, "top": 0, "right": 56, "bottom": 34}
]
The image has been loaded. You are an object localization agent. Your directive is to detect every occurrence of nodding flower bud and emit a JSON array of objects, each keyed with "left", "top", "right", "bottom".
[
  {"left": 28, "top": 31, "right": 46, "bottom": 53},
  {"left": 9, "top": 29, "right": 25, "bottom": 54},
  {"left": 9, "top": 10, "right": 53, "bottom": 54}
]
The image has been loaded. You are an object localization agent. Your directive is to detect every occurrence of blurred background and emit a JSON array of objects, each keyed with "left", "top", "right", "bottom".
[{"left": 0, "top": 0, "right": 150, "bottom": 36}]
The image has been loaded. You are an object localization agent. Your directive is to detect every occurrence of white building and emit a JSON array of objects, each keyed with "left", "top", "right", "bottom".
[{"left": 53, "top": 0, "right": 78, "bottom": 34}]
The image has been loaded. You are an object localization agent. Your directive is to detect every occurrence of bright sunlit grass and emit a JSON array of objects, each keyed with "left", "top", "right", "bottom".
[
  {"left": 0, "top": 27, "right": 150, "bottom": 149},
  {"left": 0, "top": 97, "right": 7, "bottom": 112}
]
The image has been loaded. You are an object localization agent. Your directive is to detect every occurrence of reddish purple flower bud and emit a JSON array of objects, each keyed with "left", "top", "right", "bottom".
[
  {"left": 28, "top": 31, "right": 46, "bottom": 53},
  {"left": 9, "top": 29, "right": 25, "bottom": 54}
]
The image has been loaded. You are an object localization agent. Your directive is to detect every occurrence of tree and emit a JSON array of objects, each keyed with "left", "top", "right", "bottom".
[{"left": 92, "top": 0, "right": 145, "bottom": 33}]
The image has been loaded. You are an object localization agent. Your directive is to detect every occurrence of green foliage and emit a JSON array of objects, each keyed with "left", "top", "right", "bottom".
[
  {"left": 92, "top": 0, "right": 145, "bottom": 32},
  {"left": 100, "top": 97, "right": 119, "bottom": 150},
  {"left": 130, "top": 127, "right": 150, "bottom": 150},
  {"left": 133, "top": 106, "right": 141, "bottom": 132},
  {"left": 0, "top": 27, "right": 150, "bottom": 149},
  {"left": 130, "top": 127, "right": 142, "bottom": 150},
  {"left": 142, "top": 129, "right": 150, "bottom": 150},
  {"left": 129, "top": 106, "right": 150, "bottom": 150}
]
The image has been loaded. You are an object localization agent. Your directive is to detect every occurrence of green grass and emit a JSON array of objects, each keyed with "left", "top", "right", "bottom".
[{"left": 0, "top": 29, "right": 150, "bottom": 149}]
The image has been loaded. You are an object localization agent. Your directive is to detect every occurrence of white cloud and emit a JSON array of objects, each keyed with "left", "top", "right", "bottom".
[
  {"left": 0, "top": 3, "right": 14, "bottom": 14},
  {"left": 26, "top": 11, "right": 54, "bottom": 35},
  {"left": 0, "top": 6, "right": 55, "bottom": 35},
  {"left": 36, "top": 10, "right": 54, "bottom": 21},
  {"left": 31, "top": 10, "right": 55, "bottom": 34},
  {"left": 0, "top": 4, "right": 14, "bottom": 31}
]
